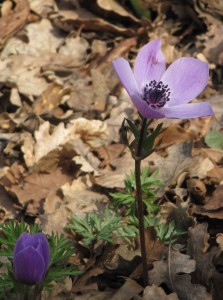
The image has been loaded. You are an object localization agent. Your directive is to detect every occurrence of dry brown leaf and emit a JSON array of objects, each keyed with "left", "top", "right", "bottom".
[
  {"left": 52, "top": 6, "right": 136, "bottom": 36},
  {"left": 0, "top": 21, "right": 90, "bottom": 100},
  {"left": 204, "top": 185, "right": 223, "bottom": 210},
  {"left": 148, "top": 142, "right": 214, "bottom": 186},
  {"left": 149, "top": 248, "right": 196, "bottom": 286},
  {"left": 0, "top": 186, "right": 17, "bottom": 220},
  {"left": 191, "top": 185, "right": 223, "bottom": 219},
  {"left": 96, "top": 0, "right": 139, "bottom": 22},
  {"left": 187, "top": 223, "right": 218, "bottom": 286},
  {"left": 203, "top": 23, "right": 223, "bottom": 65},
  {"left": 33, "top": 83, "right": 71, "bottom": 116},
  {"left": 149, "top": 247, "right": 211, "bottom": 300},
  {"left": 186, "top": 178, "right": 206, "bottom": 204},
  {"left": 95, "top": 143, "right": 125, "bottom": 168},
  {"left": 67, "top": 291, "right": 113, "bottom": 300},
  {"left": 58, "top": 35, "right": 89, "bottom": 63},
  {"left": 28, "top": 0, "right": 57, "bottom": 17},
  {"left": 206, "top": 165, "right": 223, "bottom": 185},
  {"left": 0, "top": 55, "right": 49, "bottom": 97},
  {"left": 216, "top": 233, "right": 223, "bottom": 251},
  {"left": 21, "top": 118, "right": 109, "bottom": 168},
  {"left": 6, "top": 168, "right": 72, "bottom": 212},
  {"left": 61, "top": 177, "right": 107, "bottom": 216},
  {"left": 110, "top": 278, "right": 143, "bottom": 300},
  {"left": 0, "top": 0, "right": 29, "bottom": 48},
  {"left": 144, "top": 227, "right": 165, "bottom": 261},
  {"left": 143, "top": 285, "right": 179, "bottom": 300},
  {"left": 201, "top": 148, "right": 223, "bottom": 164},
  {"left": 156, "top": 124, "right": 197, "bottom": 149},
  {"left": 160, "top": 201, "right": 194, "bottom": 231},
  {"left": 39, "top": 205, "right": 68, "bottom": 235},
  {"left": 72, "top": 266, "right": 105, "bottom": 294},
  {"left": 2, "top": 19, "right": 62, "bottom": 58}
]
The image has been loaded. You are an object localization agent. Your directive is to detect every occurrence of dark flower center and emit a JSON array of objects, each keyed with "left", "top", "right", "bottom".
[{"left": 143, "top": 80, "right": 170, "bottom": 108}]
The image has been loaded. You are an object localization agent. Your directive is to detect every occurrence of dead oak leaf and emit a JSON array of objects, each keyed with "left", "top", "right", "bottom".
[
  {"left": 149, "top": 248, "right": 196, "bottom": 286},
  {"left": 96, "top": 0, "right": 139, "bottom": 22},
  {"left": 32, "top": 83, "right": 71, "bottom": 116},
  {"left": 187, "top": 223, "right": 218, "bottom": 286},
  {"left": 143, "top": 285, "right": 179, "bottom": 300},
  {"left": 156, "top": 124, "right": 197, "bottom": 149},
  {"left": 53, "top": 6, "right": 136, "bottom": 37},
  {"left": 61, "top": 177, "right": 107, "bottom": 216},
  {"left": 0, "top": 0, "right": 29, "bottom": 49},
  {"left": 2, "top": 18, "right": 62, "bottom": 58},
  {"left": 149, "top": 247, "right": 211, "bottom": 299},
  {"left": 10, "top": 168, "right": 72, "bottom": 204},
  {"left": 22, "top": 118, "right": 109, "bottom": 168},
  {"left": 190, "top": 185, "right": 223, "bottom": 219},
  {"left": 110, "top": 278, "right": 143, "bottom": 300},
  {"left": 28, "top": 0, "right": 57, "bottom": 17}
]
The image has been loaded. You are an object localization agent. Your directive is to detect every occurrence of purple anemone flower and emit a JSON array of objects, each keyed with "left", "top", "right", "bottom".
[
  {"left": 13, "top": 232, "right": 50, "bottom": 285},
  {"left": 112, "top": 39, "right": 213, "bottom": 119}
]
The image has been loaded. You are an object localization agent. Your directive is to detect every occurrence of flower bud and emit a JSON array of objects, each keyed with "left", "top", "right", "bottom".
[{"left": 13, "top": 232, "right": 50, "bottom": 285}]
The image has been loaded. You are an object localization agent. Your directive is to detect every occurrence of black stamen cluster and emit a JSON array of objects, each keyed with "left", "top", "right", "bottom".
[{"left": 143, "top": 80, "right": 170, "bottom": 108}]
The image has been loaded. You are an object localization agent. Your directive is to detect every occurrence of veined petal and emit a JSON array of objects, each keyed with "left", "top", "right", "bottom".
[
  {"left": 112, "top": 58, "right": 139, "bottom": 97},
  {"left": 161, "top": 57, "right": 209, "bottom": 106},
  {"left": 161, "top": 102, "right": 213, "bottom": 119},
  {"left": 35, "top": 234, "right": 50, "bottom": 270},
  {"left": 134, "top": 39, "right": 166, "bottom": 90},
  {"left": 13, "top": 233, "right": 30, "bottom": 254},
  {"left": 14, "top": 246, "right": 45, "bottom": 285}
]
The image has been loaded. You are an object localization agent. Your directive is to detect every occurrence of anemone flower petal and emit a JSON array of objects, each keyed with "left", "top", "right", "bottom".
[
  {"left": 161, "top": 102, "right": 213, "bottom": 119},
  {"left": 13, "top": 233, "right": 30, "bottom": 254},
  {"left": 14, "top": 246, "right": 45, "bottom": 285},
  {"left": 35, "top": 234, "right": 50, "bottom": 270},
  {"left": 112, "top": 57, "right": 139, "bottom": 96},
  {"left": 161, "top": 57, "right": 209, "bottom": 106},
  {"left": 134, "top": 39, "right": 166, "bottom": 89}
]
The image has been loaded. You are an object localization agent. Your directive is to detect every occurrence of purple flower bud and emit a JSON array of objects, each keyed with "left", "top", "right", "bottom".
[{"left": 13, "top": 232, "right": 50, "bottom": 285}]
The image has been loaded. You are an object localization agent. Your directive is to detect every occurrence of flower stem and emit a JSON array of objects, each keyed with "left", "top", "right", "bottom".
[{"left": 135, "top": 117, "right": 148, "bottom": 287}]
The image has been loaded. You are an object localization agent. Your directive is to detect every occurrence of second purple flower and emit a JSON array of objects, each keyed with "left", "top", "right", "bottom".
[
  {"left": 13, "top": 232, "right": 50, "bottom": 285},
  {"left": 112, "top": 39, "right": 213, "bottom": 119}
]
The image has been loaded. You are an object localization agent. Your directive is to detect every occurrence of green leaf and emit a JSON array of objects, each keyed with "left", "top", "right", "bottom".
[
  {"left": 205, "top": 131, "right": 223, "bottom": 150},
  {"left": 125, "top": 118, "right": 140, "bottom": 139},
  {"left": 128, "top": 0, "right": 151, "bottom": 19},
  {"left": 142, "top": 122, "right": 163, "bottom": 158}
]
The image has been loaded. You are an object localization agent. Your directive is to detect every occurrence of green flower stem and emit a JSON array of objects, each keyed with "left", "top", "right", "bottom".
[
  {"left": 135, "top": 117, "right": 149, "bottom": 287},
  {"left": 15, "top": 284, "right": 41, "bottom": 300}
]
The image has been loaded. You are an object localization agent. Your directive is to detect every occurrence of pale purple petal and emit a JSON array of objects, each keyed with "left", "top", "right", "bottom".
[
  {"left": 112, "top": 58, "right": 139, "bottom": 97},
  {"left": 161, "top": 57, "right": 209, "bottom": 106},
  {"left": 161, "top": 102, "right": 213, "bottom": 119},
  {"left": 134, "top": 39, "right": 166, "bottom": 89},
  {"left": 113, "top": 57, "right": 145, "bottom": 112},
  {"left": 14, "top": 246, "right": 45, "bottom": 285}
]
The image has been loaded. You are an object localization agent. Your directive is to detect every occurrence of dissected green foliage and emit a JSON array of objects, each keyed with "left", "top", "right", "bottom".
[
  {"left": 67, "top": 168, "right": 186, "bottom": 249},
  {"left": 67, "top": 209, "right": 123, "bottom": 246},
  {"left": 111, "top": 167, "right": 162, "bottom": 215},
  {"left": 0, "top": 221, "right": 81, "bottom": 298}
]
